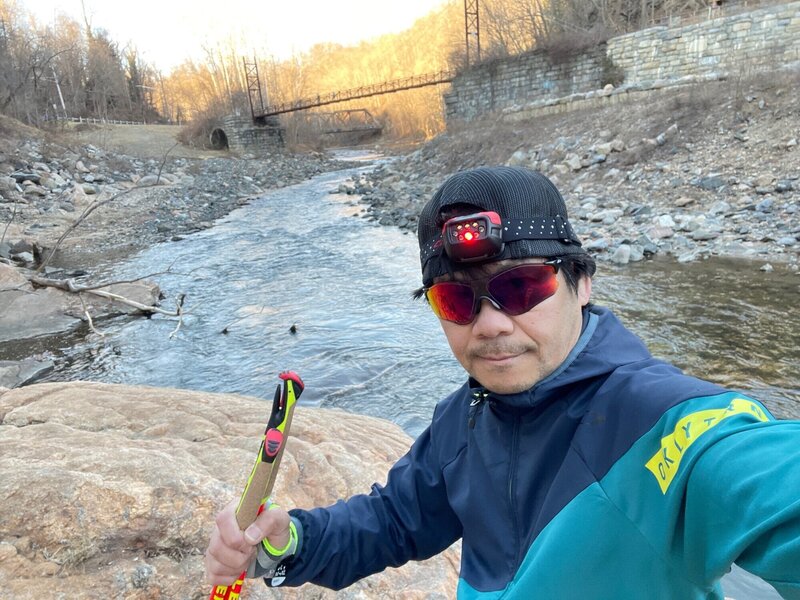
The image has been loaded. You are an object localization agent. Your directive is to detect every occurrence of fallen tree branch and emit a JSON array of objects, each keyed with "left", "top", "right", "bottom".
[
  {"left": 169, "top": 293, "right": 187, "bottom": 339},
  {"left": 41, "top": 261, "right": 184, "bottom": 293},
  {"left": 36, "top": 186, "right": 137, "bottom": 273},
  {"left": 78, "top": 294, "right": 105, "bottom": 337},
  {"left": 0, "top": 192, "right": 19, "bottom": 246},
  {"left": 157, "top": 143, "right": 179, "bottom": 183},
  {"left": 85, "top": 288, "right": 179, "bottom": 316},
  {"left": 27, "top": 273, "right": 183, "bottom": 317}
]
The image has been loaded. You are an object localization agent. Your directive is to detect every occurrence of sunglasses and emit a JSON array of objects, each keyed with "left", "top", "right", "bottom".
[{"left": 424, "top": 260, "right": 561, "bottom": 325}]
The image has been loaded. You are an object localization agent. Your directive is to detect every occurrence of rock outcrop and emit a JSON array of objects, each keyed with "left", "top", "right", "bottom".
[
  {"left": 0, "top": 382, "right": 459, "bottom": 599},
  {"left": 0, "top": 262, "right": 160, "bottom": 352}
]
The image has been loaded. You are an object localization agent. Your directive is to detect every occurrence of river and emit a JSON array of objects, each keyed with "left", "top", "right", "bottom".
[
  {"left": 39, "top": 159, "right": 799, "bottom": 427},
  {"left": 37, "top": 157, "right": 798, "bottom": 599}
]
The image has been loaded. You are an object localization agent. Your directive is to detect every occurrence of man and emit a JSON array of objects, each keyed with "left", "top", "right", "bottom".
[{"left": 206, "top": 166, "right": 800, "bottom": 598}]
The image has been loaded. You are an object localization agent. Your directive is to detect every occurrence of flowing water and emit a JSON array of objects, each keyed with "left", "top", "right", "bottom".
[
  {"left": 34, "top": 157, "right": 798, "bottom": 599},
  {"left": 38, "top": 160, "right": 800, "bottom": 428}
]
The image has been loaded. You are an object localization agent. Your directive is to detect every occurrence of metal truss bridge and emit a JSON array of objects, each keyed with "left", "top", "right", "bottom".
[{"left": 309, "top": 109, "right": 382, "bottom": 134}]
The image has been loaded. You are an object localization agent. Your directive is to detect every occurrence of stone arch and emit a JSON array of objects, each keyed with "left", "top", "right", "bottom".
[{"left": 209, "top": 127, "right": 229, "bottom": 150}]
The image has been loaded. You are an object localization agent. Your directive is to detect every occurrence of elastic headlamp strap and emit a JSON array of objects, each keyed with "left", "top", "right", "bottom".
[
  {"left": 502, "top": 215, "right": 575, "bottom": 244},
  {"left": 420, "top": 215, "right": 578, "bottom": 265}
]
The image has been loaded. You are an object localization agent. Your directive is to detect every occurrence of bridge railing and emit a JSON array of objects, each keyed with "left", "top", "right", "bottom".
[{"left": 257, "top": 70, "right": 456, "bottom": 118}]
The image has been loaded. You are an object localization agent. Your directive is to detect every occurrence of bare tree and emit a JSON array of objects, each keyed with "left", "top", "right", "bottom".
[{"left": 84, "top": 30, "right": 129, "bottom": 120}]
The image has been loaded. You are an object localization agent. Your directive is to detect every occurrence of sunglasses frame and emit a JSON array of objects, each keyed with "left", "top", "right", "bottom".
[{"left": 424, "top": 259, "right": 562, "bottom": 325}]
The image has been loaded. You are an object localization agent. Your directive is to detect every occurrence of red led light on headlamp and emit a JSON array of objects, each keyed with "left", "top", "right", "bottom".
[{"left": 442, "top": 211, "right": 504, "bottom": 262}]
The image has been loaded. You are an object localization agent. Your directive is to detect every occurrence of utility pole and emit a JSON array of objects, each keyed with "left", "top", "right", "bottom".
[
  {"left": 51, "top": 65, "right": 68, "bottom": 119},
  {"left": 464, "top": 0, "right": 480, "bottom": 67}
]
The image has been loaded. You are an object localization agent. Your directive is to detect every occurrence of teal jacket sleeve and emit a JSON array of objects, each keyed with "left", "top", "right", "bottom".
[
  {"left": 683, "top": 416, "right": 800, "bottom": 598},
  {"left": 620, "top": 392, "right": 800, "bottom": 597}
]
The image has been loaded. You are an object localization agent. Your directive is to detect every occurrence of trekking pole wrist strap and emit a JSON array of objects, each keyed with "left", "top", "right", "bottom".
[
  {"left": 262, "top": 519, "right": 299, "bottom": 558},
  {"left": 245, "top": 518, "right": 302, "bottom": 580}
]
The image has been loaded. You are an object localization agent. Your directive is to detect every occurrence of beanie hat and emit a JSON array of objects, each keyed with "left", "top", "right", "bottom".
[{"left": 418, "top": 166, "right": 585, "bottom": 286}]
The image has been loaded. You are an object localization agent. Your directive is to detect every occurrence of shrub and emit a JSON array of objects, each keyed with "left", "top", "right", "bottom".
[
  {"left": 539, "top": 24, "right": 614, "bottom": 64},
  {"left": 177, "top": 113, "right": 219, "bottom": 149},
  {"left": 601, "top": 55, "right": 625, "bottom": 87}
]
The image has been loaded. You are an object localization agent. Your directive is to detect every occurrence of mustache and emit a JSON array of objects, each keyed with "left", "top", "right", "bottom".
[{"left": 468, "top": 342, "right": 534, "bottom": 358}]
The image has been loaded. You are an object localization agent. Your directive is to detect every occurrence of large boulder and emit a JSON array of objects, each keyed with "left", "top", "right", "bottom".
[
  {"left": 0, "top": 382, "right": 460, "bottom": 599},
  {"left": 0, "top": 263, "right": 80, "bottom": 342}
]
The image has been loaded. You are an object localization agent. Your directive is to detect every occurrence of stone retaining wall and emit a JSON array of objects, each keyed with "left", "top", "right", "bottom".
[
  {"left": 444, "top": 1, "right": 800, "bottom": 123},
  {"left": 443, "top": 47, "right": 609, "bottom": 121},
  {"left": 608, "top": 1, "right": 800, "bottom": 83}
]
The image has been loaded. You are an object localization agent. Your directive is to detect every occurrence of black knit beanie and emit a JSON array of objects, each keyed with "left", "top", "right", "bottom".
[{"left": 418, "top": 166, "right": 585, "bottom": 286}]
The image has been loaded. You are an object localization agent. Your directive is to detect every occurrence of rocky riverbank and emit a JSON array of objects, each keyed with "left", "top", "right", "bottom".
[
  {"left": 0, "top": 119, "right": 360, "bottom": 270},
  {"left": 2, "top": 73, "right": 799, "bottom": 388},
  {"left": 352, "top": 75, "right": 799, "bottom": 272},
  {"left": 4, "top": 75, "right": 798, "bottom": 281}
]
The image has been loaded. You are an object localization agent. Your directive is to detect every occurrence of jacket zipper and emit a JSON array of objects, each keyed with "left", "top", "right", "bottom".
[
  {"left": 470, "top": 392, "right": 523, "bottom": 596},
  {"left": 508, "top": 416, "right": 521, "bottom": 571},
  {"left": 467, "top": 390, "right": 488, "bottom": 429}
]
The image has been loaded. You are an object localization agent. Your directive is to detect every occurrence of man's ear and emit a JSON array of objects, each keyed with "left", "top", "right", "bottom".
[{"left": 577, "top": 275, "right": 592, "bottom": 307}]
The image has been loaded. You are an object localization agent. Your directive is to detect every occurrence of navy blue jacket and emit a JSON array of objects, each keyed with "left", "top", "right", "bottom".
[{"left": 274, "top": 306, "right": 800, "bottom": 598}]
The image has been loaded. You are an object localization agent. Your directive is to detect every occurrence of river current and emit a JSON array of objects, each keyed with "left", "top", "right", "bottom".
[{"left": 39, "top": 157, "right": 798, "bottom": 599}]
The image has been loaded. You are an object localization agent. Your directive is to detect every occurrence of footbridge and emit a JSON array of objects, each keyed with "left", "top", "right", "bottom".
[{"left": 247, "top": 68, "right": 455, "bottom": 125}]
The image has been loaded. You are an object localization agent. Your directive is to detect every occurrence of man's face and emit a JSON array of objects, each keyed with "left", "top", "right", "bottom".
[{"left": 436, "top": 258, "right": 592, "bottom": 394}]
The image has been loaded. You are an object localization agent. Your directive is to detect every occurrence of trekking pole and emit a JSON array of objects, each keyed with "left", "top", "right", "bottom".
[{"left": 209, "top": 371, "right": 304, "bottom": 600}]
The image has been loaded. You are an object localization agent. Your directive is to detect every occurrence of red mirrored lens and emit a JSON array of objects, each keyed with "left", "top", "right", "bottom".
[
  {"left": 488, "top": 265, "right": 558, "bottom": 315},
  {"left": 425, "top": 282, "right": 475, "bottom": 325},
  {"left": 425, "top": 264, "right": 559, "bottom": 324}
]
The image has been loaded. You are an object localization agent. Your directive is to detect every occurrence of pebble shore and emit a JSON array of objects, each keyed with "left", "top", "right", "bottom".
[
  {"left": 346, "top": 139, "right": 799, "bottom": 273},
  {"left": 343, "top": 79, "right": 800, "bottom": 274}
]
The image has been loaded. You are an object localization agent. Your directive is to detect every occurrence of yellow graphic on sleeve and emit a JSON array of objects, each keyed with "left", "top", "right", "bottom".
[{"left": 646, "top": 398, "right": 769, "bottom": 494}]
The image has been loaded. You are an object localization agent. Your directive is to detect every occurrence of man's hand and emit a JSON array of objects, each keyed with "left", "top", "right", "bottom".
[{"left": 205, "top": 499, "right": 292, "bottom": 585}]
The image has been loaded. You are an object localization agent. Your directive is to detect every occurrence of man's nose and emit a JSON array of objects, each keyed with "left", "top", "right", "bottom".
[{"left": 471, "top": 297, "right": 514, "bottom": 335}]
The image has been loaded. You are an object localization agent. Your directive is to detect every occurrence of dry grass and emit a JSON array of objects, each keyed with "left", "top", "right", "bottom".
[
  {"left": 175, "top": 115, "right": 220, "bottom": 151},
  {"left": 538, "top": 26, "right": 614, "bottom": 64},
  {"left": 41, "top": 537, "right": 98, "bottom": 570},
  {"left": 59, "top": 122, "right": 221, "bottom": 159},
  {"left": 664, "top": 66, "right": 800, "bottom": 133},
  {"left": 0, "top": 113, "right": 43, "bottom": 141}
]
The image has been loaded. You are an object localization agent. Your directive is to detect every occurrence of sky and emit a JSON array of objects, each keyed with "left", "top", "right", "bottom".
[{"left": 24, "top": 0, "right": 451, "bottom": 72}]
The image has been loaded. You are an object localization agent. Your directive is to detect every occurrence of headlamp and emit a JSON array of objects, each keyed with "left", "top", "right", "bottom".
[{"left": 442, "top": 211, "right": 504, "bottom": 263}]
